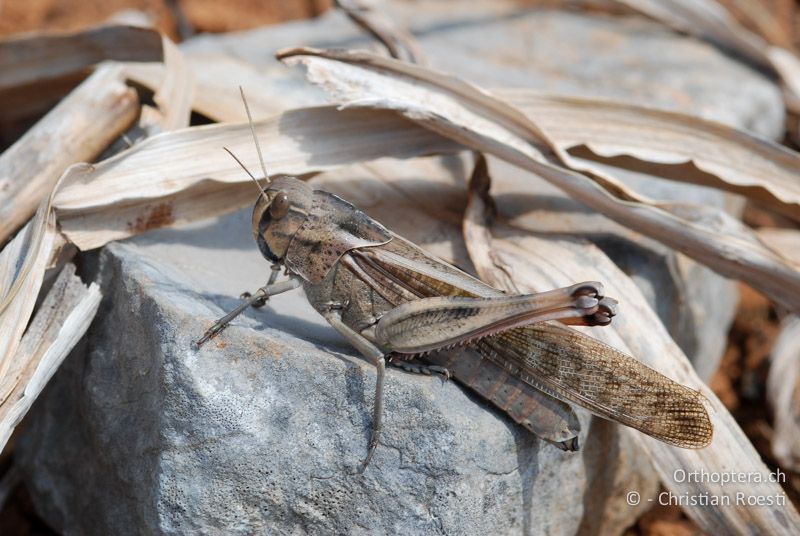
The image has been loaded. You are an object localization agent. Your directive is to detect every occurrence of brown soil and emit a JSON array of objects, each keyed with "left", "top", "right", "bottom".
[
  {"left": 0, "top": 0, "right": 331, "bottom": 40},
  {"left": 629, "top": 502, "right": 704, "bottom": 536},
  {"left": 0, "top": 0, "right": 181, "bottom": 39}
]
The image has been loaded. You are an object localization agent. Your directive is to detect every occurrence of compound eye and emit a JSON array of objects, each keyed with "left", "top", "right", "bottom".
[{"left": 270, "top": 192, "right": 290, "bottom": 219}]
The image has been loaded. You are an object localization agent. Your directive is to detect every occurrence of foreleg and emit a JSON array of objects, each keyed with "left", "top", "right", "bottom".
[{"left": 195, "top": 276, "right": 301, "bottom": 347}]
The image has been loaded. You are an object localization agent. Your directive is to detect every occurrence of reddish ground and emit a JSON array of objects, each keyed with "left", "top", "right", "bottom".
[{"left": 0, "top": 0, "right": 331, "bottom": 40}]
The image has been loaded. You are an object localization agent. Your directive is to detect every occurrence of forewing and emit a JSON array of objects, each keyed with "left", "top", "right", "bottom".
[{"left": 481, "top": 322, "right": 713, "bottom": 448}]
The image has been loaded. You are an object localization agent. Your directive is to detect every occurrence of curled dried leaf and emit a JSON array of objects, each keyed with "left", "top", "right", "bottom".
[
  {"left": 0, "top": 264, "right": 101, "bottom": 451},
  {"left": 336, "top": 0, "right": 425, "bottom": 64},
  {"left": 768, "top": 316, "right": 800, "bottom": 472},
  {"left": 279, "top": 47, "right": 800, "bottom": 314},
  {"left": 0, "top": 65, "right": 139, "bottom": 244},
  {"left": 498, "top": 91, "right": 800, "bottom": 223},
  {"left": 53, "top": 106, "right": 460, "bottom": 250},
  {"left": 469, "top": 213, "right": 792, "bottom": 532}
]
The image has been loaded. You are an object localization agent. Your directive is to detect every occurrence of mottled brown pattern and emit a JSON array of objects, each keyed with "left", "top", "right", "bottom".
[
  {"left": 499, "top": 380, "right": 522, "bottom": 412},
  {"left": 424, "top": 345, "right": 579, "bottom": 444},
  {"left": 483, "top": 323, "right": 713, "bottom": 448},
  {"left": 303, "top": 239, "right": 580, "bottom": 445},
  {"left": 285, "top": 191, "right": 391, "bottom": 283},
  {"left": 257, "top": 176, "right": 314, "bottom": 263}
]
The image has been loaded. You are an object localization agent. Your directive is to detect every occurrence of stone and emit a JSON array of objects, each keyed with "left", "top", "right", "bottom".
[
  {"left": 18, "top": 2, "right": 786, "bottom": 535},
  {"left": 18, "top": 207, "right": 656, "bottom": 535}
]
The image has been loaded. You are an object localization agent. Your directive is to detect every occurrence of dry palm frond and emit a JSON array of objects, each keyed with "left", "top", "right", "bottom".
[
  {"left": 768, "top": 316, "right": 800, "bottom": 473},
  {"left": 462, "top": 156, "right": 798, "bottom": 535},
  {"left": 279, "top": 47, "right": 800, "bottom": 313}
]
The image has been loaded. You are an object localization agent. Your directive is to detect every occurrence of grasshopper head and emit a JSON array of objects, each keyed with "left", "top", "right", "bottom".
[{"left": 251, "top": 176, "right": 313, "bottom": 262}]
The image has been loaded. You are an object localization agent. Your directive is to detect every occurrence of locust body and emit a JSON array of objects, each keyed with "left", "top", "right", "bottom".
[{"left": 199, "top": 172, "right": 713, "bottom": 470}]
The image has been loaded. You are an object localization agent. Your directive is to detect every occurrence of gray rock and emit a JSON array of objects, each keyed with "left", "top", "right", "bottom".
[
  {"left": 17, "top": 2, "right": 785, "bottom": 535},
  {"left": 19, "top": 210, "right": 656, "bottom": 535}
]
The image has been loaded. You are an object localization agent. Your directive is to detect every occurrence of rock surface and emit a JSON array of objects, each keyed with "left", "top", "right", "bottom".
[
  {"left": 19, "top": 210, "right": 656, "bottom": 535},
  {"left": 18, "top": 2, "right": 785, "bottom": 535}
]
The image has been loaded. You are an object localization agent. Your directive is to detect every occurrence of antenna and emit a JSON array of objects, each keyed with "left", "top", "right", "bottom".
[
  {"left": 223, "top": 146, "right": 269, "bottom": 203},
  {"left": 239, "top": 86, "right": 270, "bottom": 184}
]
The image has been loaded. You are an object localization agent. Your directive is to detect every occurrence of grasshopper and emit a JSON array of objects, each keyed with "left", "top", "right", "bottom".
[{"left": 197, "top": 93, "right": 713, "bottom": 471}]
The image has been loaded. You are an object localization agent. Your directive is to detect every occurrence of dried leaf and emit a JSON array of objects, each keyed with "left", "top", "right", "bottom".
[
  {"left": 0, "top": 23, "right": 196, "bottom": 455},
  {"left": 125, "top": 54, "right": 292, "bottom": 123},
  {"left": 767, "top": 46, "right": 800, "bottom": 114},
  {"left": 462, "top": 154, "right": 517, "bottom": 292},
  {"left": 279, "top": 47, "right": 800, "bottom": 313},
  {"left": 498, "top": 90, "right": 800, "bottom": 222},
  {"left": 0, "top": 25, "right": 162, "bottom": 91},
  {"left": 0, "top": 64, "right": 139, "bottom": 244},
  {"left": 757, "top": 228, "right": 800, "bottom": 267},
  {"left": 53, "top": 106, "right": 460, "bottom": 250},
  {"left": 0, "top": 203, "right": 57, "bottom": 389},
  {"left": 0, "top": 25, "right": 162, "bottom": 120},
  {"left": 768, "top": 315, "right": 800, "bottom": 472},
  {"left": 0, "top": 264, "right": 101, "bottom": 451},
  {"left": 139, "top": 36, "right": 194, "bottom": 133},
  {"left": 0, "top": 22, "right": 193, "bottom": 244},
  {"left": 336, "top": 0, "right": 426, "bottom": 64}
]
